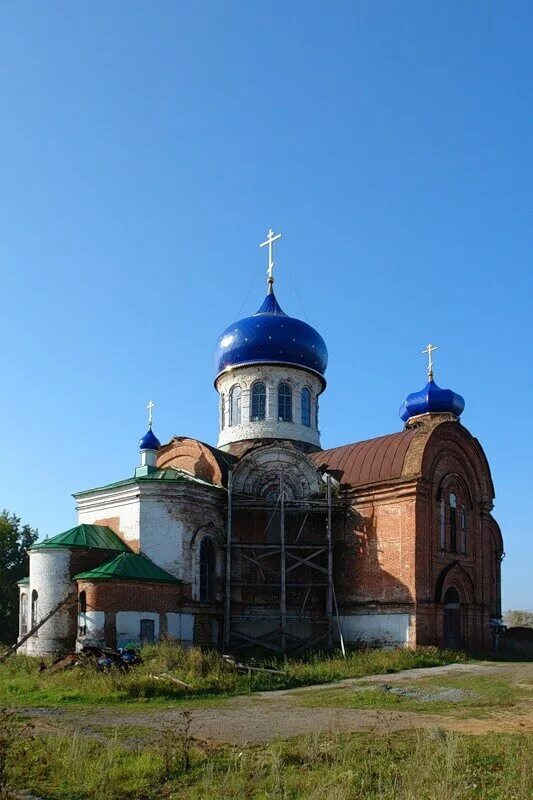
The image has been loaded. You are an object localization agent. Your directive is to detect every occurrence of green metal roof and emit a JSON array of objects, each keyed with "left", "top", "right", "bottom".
[
  {"left": 74, "top": 467, "right": 222, "bottom": 497},
  {"left": 30, "top": 524, "right": 131, "bottom": 552},
  {"left": 17, "top": 577, "right": 29, "bottom": 586},
  {"left": 74, "top": 552, "right": 181, "bottom": 585}
]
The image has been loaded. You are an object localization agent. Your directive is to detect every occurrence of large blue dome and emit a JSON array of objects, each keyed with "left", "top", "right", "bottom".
[
  {"left": 400, "top": 378, "right": 465, "bottom": 422},
  {"left": 214, "top": 289, "right": 328, "bottom": 383}
]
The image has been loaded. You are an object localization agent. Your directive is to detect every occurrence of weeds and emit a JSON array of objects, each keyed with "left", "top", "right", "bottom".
[
  {"left": 3, "top": 726, "right": 532, "bottom": 799},
  {"left": 0, "top": 643, "right": 468, "bottom": 708}
]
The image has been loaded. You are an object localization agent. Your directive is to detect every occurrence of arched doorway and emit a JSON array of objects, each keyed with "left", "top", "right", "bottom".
[{"left": 443, "top": 587, "right": 462, "bottom": 650}]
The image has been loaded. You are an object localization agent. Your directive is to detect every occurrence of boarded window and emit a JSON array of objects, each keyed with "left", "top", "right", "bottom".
[
  {"left": 140, "top": 618, "right": 155, "bottom": 643},
  {"left": 20, "top": 593, "right": 28, "bottom": 636}
]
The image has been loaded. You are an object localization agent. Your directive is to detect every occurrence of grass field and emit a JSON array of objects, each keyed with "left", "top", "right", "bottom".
[
  {"left": 1, "top": 644, "right": 530, "bottom": 799},
  {"left": 0, "top": 642, "right": 467, "bottom": 708},
  {"left": 2, "top": 717, "right": 531, "bottom": 800}
]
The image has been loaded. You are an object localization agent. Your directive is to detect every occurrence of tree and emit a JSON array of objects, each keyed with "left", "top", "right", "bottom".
[
  {"left": 0, "top": 510, "right": 38, "bottom": 644},
  {"left": 504, "top": 610, "right": 533, "bottom": 629}
]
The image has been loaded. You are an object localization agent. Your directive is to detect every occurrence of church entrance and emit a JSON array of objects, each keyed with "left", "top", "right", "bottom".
[{"left": 443, "top": 587, "right": 462, "bottom": 650}]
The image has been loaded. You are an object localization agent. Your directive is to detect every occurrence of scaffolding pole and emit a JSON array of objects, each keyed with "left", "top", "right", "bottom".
[
  {"left": 224, "top": 469, "right": 233, "bottom": 650},
  {"left": 326, "top": 473, "right": 334, "bottom": 650},
  {"left": 280, "top": 474, "right": 286, "bottom": 652}
]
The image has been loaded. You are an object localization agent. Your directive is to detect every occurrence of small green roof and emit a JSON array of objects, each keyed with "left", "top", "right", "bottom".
[
  {"left": 30, "top": 524, "right": 131, "bottom": 553},
  {"left": 17, "top": 577, "right": 29, "bottom": 586},
  {"left": 74, "top": 552, "right": 181, "bottom": 585},
  {"left": 74, "top": 467, "right": 221, "bottom": 497}
]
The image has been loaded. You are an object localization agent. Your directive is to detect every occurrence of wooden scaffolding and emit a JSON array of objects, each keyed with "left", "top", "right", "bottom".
[{"left": 224, "top": 473, "right": 334, "bottom": 655}]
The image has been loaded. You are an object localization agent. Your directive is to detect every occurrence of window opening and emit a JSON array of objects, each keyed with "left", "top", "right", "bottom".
[
  {"left": 449, "top": 493, "right": 457, "bottom": 553},
  {"left": 199, "top": 537, "right": 216, "bottom": 602},
  {"left": 251, "top": 382, "right": 266, "bottom": 421},
  {"left": 31, "top": 590, "right": 38, "bottom": 629},
  {"left": 20, "top": 593, "right": 28, "bottom": 636},
  {"left": 229, "top": 386, "right": 242, "bottom": 426},
  {"left": 140, "top": 618, "right": 155, "bottom": 643},
  {"left": 301, "top": 388, "right": 311, "bottom": 426},
  {"left": 278, "top": 383, "right": 292, "bottom": 422},
  {"left": 460, "top": 507, "right": 467, "bottom": 554},
  {"left": 78, "top": 591, "right": 87, "bottom": 636}
]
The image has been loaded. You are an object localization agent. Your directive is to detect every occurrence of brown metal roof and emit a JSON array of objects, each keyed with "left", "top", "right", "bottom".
[{"left": 309, "top": 429, "right": 418, "bottom": 488}]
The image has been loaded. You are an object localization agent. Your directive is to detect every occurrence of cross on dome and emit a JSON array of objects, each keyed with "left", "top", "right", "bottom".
[
  {"left": 422, "top": 343, "right": 438, "bottom": 380},
  {"left": 147, "top": 400, "right": 155, "bottom": 429},
  {"left": 259, "top": 228, "right": 282, "bottom": 292}
]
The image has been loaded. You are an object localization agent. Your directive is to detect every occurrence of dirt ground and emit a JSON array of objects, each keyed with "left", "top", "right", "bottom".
[{"left": 20, "top": 662, "right": 533, "bottom": 744}]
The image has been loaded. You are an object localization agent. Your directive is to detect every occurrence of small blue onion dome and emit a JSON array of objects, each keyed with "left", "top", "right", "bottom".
[
  {"left": 400, "top": 378, "right": 465, "bottom": 422},
  {"left": 214, "top": 289, "right": 328, "bottom": 384},
  {"left": 139, "top": 428, "right": 161, "bottom": 450}
]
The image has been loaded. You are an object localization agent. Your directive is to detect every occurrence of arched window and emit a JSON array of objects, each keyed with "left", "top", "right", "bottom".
[
  {"left": 229, "top": 386, "right": 242, "bottom": 426},
  {"left": 301, "top": 388, "right": 311, "bottom": 427},
  {"left": 439, "top": 498, "right": 446, "bottom": 551},
  {"left": 78, "top": 590, "right": 87, "bottom": 636},
  {"left": 31, "top": 590, "right": 38, "bottom": 629},
  {"left": 449, "top": 493, "right": 457, "bottom": 553},
  {"left": 20, "top": 593, "right": 28, "bottom": 636},
  {"left": 220, "top": 393, "right": 225, "bottom": 430},
  {"left": 199, "top": 538, "right": 216, "bottom": 603},
  {"left": 460, "top": 507, "right": 467, "bottom": 555},
  {"left": 278, "top": 383, "right": 292, "bottom": 422},
  {"left": 251, "top": 382, "right": 266, "bottom": 421},
  {"left": 315, "top": 396, "right": 319, "bottom": 429}
]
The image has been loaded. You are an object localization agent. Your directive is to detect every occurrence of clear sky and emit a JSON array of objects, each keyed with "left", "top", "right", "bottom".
[{"left": 0, "top": 2, "right": 531, "bottom": 609}]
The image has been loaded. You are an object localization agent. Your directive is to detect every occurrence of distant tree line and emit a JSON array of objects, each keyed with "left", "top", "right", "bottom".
[
  {"left": 504, "top": 610, "right": 533, "bottom": 629},
  {"left": 0, "top": 510, "right": 38, "bottom": 644}
]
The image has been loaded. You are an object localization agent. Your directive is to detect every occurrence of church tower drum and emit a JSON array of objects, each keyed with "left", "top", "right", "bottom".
[{"left": 214, "top": 230, "right": 328, "bottom": 452}]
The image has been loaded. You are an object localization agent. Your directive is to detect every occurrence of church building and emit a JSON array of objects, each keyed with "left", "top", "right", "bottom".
[{"left": 18, "top": 231, "right": 503, "bottom": 656}]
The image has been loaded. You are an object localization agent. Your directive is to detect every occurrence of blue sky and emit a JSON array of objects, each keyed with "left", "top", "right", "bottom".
[{"left": 0, "top": 2, "right": 531, "bottom": 609}]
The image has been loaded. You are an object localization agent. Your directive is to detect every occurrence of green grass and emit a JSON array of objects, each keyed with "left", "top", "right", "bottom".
[
  {"left": 0, "top": 643, "right": 469, "bottom": 709},
  {"left": 296, "top": 673, "right": 531, "bottom": 717},
  {"left": 2, "top": 717, "right": 531, "bottom": 800}
]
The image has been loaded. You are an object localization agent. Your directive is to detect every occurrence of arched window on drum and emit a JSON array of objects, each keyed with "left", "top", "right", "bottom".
[
  {"left": 229, "top": 385, "right": 242, "bottom": 426},
  {"left": 301, "top": 388, "right": 311, "bottom": 427},
  {"left": 278, "top": 383, "right": 292, "bottom": 422},
  {"left": 251, "top": 382, "right": 266, "bottom": 421}
]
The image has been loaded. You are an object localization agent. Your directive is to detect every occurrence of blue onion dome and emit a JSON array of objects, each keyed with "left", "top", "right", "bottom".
[
  {"left": 214, "top": 289, "right": 328, "bottom": 384},
  {"left": 139, "top": 428, "right": 161, "bottom": 450},
  {"left": 400, "top": 378, "right": 465, "bottom": 422}
]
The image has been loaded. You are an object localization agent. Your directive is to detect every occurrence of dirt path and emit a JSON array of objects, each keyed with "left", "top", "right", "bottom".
[{"left": 19, "top": 661, "right": 533, "bottom": 744}]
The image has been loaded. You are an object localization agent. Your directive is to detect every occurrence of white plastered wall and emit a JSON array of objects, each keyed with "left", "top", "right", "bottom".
[
  {"left": 116, "top": 611, "right": 159, "bottom": 648},
  {"left": 166, "top": 612, "right": 194, "bottom": 643},
  {"left": 337, "top": 614, "right": 411, "bottom": 647},
  {"left": 216, "top": 364, "right": 323, "bottom": 449},
  {"left": 25, "top": 548, "right": 73, "bottom": 656},
  {"left": 76, "top": 486, "right": 141, "bottom": 551}
]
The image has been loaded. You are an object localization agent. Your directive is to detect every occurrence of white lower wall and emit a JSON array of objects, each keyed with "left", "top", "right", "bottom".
[
  {"left": 116, "top": 611, "right": 160, "bottom": 648},
  {"left": 76, "top": 610, "right": 106, "bottom": 649},
  {"left": 166, "top": 612, "right": 194, "bottom": 643},
  {"left": 337, "top": 614, "right": 410, "bottom": 647}
]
